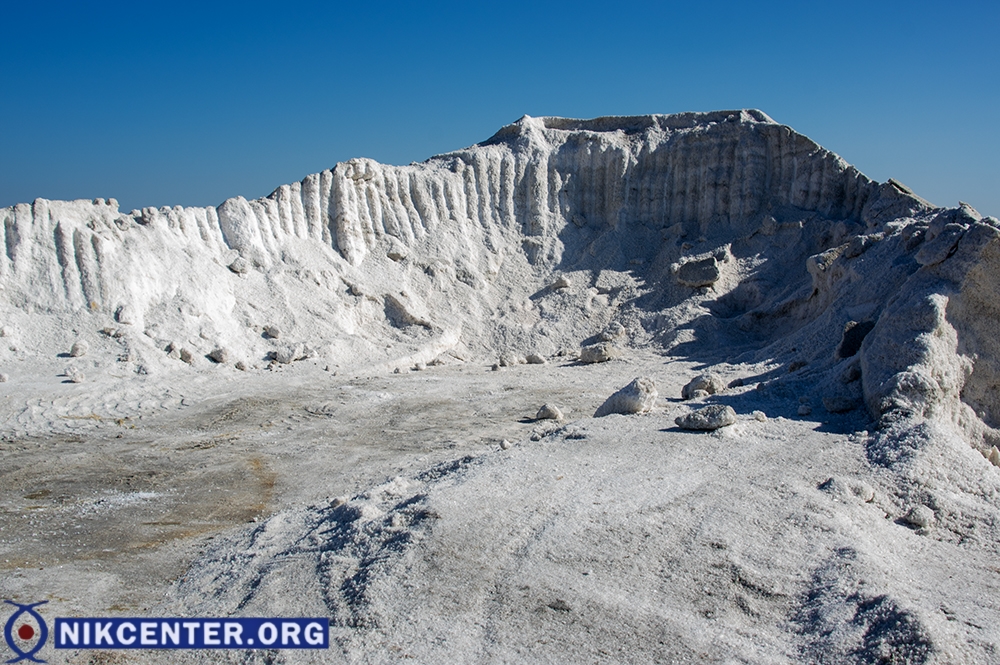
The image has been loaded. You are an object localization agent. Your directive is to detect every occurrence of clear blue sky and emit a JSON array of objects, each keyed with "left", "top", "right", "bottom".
[{"left": 2, "top": 1, "right": 997, "bottom": 217}]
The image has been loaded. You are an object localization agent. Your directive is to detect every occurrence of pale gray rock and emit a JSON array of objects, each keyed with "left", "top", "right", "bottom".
[
  {"left": 208, "top": 347, "right": 229, "bottom": 364},
  {"left": 903, "top": 505, "right": 935, "bottom": 529},
  {"left": 598, "top": 322, "right": 626, "bottom": 342},
  {"left": 535, "top": 404, "right": 564, "bottom": 421},
  {"left": 179, "top": 349, "right": 194, "bottom": 364},
  {"left": 64, "top": 366, "right": 85, "bottom": 383},
  {"left": 228, "top": 256, "right": 250, "bottom": 274},
  {"left": 594, "top": 377, "right": 657, "bottom": 417},
  {"left": 69, "top": 340, "right": 88, "bottom": 357},
  {"left": 115, "top": 304, "right": 137, "bottom": 325},
  {"left": 525, "top": 353, "right": 547, "bottom": 365},
  {"left": 579, "top": 343, "right": 618, "bottom": 364},
  {"left": 0, "top": 373, "right": 8, "bottom": 383},
  {"left": 551, "top": 275, "right": 571, "bottom": 290},
  {"left": 263, "top": 325, "right": 282, "bottom": 340},
  {"left": 275, "top": 343, "right": 305, "bottom": 364},
  {"left": 681, "top": 373, "right": 725, "bottom": 400},
  {"left": 675, "top": 256, "right": 720, "bottom": 288},
  {"left": 675, "top": 404, "right": 736, "bottom": 431}
]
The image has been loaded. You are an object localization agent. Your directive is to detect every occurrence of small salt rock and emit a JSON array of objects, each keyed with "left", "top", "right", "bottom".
[
  {"left": 498, "top": 353, "right": 520, "bottom": 367},
  {"left": 275, "top": 343, "right": 305, "bottom": 364},
  {"left": 393, "top": 367, "right": 401, "bottom": 374},
  {"left": 235, "top": 360, "right": 248, "bottom": 371},
  {"left": 208, "top": 347, "right": 229, "bottom": 364},
  {"left": 753, "top": 410, "right": 767, "bottom": 422},
  {"left": 988, "top": 446, "right": 1000, "bottom": 467},
  {"left": 579, "top": 343, "right": 618, "bottom": 364},
  {"left": 65, "top": 366, "right": 85, "bottom": 383},
  {"left": 525, "top": 353, "right": 547, "bottom": 365},
  {"left": 903, "top": 505, "right": 935, "bottom": 529},
  {"left": 675, "top": 404, "right": 736, "bottom": 431},
  {"left": 681, "top": 373, "right": 725, "bottom": 400},
  {"left": 413, "top": 362, "right": 426, "bottom": 371},
  {"left": 551, "top": 275, "right": 571, "bottom": 290},
  {"left": 798, "top": 404, "right": 812, "bottom": 416},
  {"left": 115, "top": 304, "right": 137, "bottom": 325},
  {"left": 179, "top": 349, "right": 194, "bottom": 364},
  {"left": 728, "top": 377, "right": 745, "bottom": 388},
  {"left": 228, "top": 256, "right": 250, "bottom": 274},
  {"left": 0, "top": 327, "right": 9, "bottom": 337},
  {"left": 69, "top": 340, "right": 89, "bottom": 357},
  {"left": 491, "top": 363, "right": 501, "bottom": 371},
  {"left": 0, "top": 373, "right": 8, "bottom": 383},
  {"left": 264, "top": 325, "right": 282, "bottom": 340},
  {"left": 690, "top": 389, "right": 710, "bottom": 399},
  {"left": 598, "top": 322, "right": 626, "bottom": 342},
  {"left": 500, "top": 439, "right": 513, "bottom": 450},
  {"left": 536, "top": 404, "right": 564, "bottom": 421}
]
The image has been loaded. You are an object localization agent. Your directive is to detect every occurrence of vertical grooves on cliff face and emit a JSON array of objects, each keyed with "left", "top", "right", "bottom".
[
  {"left": 0, "top": 113, "right": 880, "bottom": 313},
  {"left": 73, "top": 229, "right": 100, "bottom": 308}
]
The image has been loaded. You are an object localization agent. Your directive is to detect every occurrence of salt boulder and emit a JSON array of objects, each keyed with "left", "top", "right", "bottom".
[
  {"left": 675, "top": 404, "right": 736, "bottom": 431},
  {"left": 579, "top": 343, "right": 619, "bottom": 364},
  {"left": 594, "top": 377, "right": 657, "bottom": 417},
  {"left": 69, "top": 340, "right": 88, "bottom": 357},
  {"left": 525, "top": 353, "right": 547, "bottom": 365},
  {"left": 681, "top": 373, "right": 725, "bottom": 400}
]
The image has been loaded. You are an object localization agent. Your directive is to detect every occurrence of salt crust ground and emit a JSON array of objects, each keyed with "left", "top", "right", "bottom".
[{"left": 4, "top": 112, "right": 1000, "bottom": 663}]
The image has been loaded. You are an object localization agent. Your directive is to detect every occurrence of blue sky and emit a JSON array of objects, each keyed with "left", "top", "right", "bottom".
[{"left": 2, "top": 1, "right": 997, "bottom": 216}]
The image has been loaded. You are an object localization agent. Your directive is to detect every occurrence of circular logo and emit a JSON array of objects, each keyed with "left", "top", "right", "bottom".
[{"left": 3, "top": 601, "right": 48, "bottom": 664}]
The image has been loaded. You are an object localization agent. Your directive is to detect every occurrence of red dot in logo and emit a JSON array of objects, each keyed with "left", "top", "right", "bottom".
[{"left": 17, "top": 624, "right": 35, "bottom": 640}]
